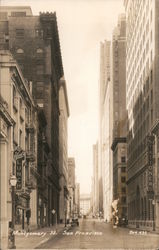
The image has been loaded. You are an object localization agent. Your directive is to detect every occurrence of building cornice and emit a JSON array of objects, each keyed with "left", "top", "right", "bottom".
[
  {"left": 40, "top": 12, "right": 64, "bottom": 79},
  {"left": 111, "top": 137, "right": 127, "bottom": 151},
  {"left": 0, "top": 51, "right": 35, "bottom": 108},
  {"left": 0, "top": 98, "right": 15, "bottom": 126}
]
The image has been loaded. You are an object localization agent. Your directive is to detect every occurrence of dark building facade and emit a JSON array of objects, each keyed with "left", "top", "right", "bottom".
[
  {"left": 0, "top": 6, "right": 64, "bottom": 226},
  {"left": 111, "top": 14, "right": 127, "bottom": 225}
]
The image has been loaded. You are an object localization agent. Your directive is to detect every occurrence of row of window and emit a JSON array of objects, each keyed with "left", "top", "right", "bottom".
[
  {"left": 16, "top": 48, "right": 43, "bottom": 54},
  {"left": 16, "top": 28, "right": 43, "bottom": 38}
]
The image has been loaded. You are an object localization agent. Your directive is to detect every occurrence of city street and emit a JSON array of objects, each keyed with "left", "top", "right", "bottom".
[{"left": 36, "top": 218, "right": 159, "bottom": 249}]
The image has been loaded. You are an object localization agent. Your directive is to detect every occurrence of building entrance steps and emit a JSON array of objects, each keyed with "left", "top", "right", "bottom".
[{"left": 14, "top": 223, "right": 71, "bottom": 249}]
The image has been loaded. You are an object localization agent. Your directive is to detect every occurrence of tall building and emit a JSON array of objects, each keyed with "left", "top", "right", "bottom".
[
  {"left": 99, "top": 40, "right": 113, "bottom": 222},
  {"left": 124, "top": 0, "right": 159, "bottom": 231},
  {"left": 0, "top": 6, "right": 64, "bottom": 226},
  {"left": 111, "top": 14, "right": 127, "bottom": 225},
  {"left": 59, "top": 77, "right": 69, "bottom": 223},
  {"left": 0, "top": 51, "right": 37, "bottom": 249},
  {"left": 92, "top": 142, "right": 99, "bottom": 217},
  {"left": 80, "top": 194, "right": 91, "bottom": 216},
  {"left": 68, "top": 157, "right": 76, "bottom": 219}
]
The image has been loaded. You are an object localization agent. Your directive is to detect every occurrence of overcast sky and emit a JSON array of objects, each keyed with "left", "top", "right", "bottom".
[{"left": 1, "top": 0, "right": 124, "bottom": 194}]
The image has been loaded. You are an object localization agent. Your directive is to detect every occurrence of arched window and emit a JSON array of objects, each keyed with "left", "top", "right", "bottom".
[
  {"left": 16, "top": 48, "right": 24, "bottom": 54},
  {"left": 36, "top": 48, "right": 43, "bottom": 53}
]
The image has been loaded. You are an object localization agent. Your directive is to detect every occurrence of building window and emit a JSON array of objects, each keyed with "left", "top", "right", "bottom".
[
  {"left": 16, "top": 48, "right": 24, "bottom": 54},
  {"left": 121, "top": 156, "right": 126, "bottom": 163},
  {"left": 13, "top": 85, "right": 16, "bottom": 105},
  {"left": 11, "top": 12, "right": 26, "bottom": 17},
  {"left": 121, "top": 177, "right": 126, "bottom": 183},
  {"left": 121, "top": 167, "right": 126, "bottom": 173},
  {"left": 35, "top": 29, "right": 43, "bottom": 38},
  {"left": 16, "top": 29, "right": 24, "bottom": 38},
  {"left": 36, "top": 65, "right": 44, "bottom": 75},
  {"left": 0, "top": 12, "right": 7, "bottom": 20},
  {"left": 121, "top": 196, "right": 126, "bottom": 203},
  {"left": 19, "top": 97, "right": 22, "bottom": 110},
  {"left": 122, "top": 187, "right": 126, "bottom": 193},
  {"left": 19, "top": 130, "right": 22, "bottom": 147},
  {"left": 36, "top": 48, "right": 43, "bottom": 53},
  {"left": 36, "top": 82, "right": 44, "bottom": 98}
]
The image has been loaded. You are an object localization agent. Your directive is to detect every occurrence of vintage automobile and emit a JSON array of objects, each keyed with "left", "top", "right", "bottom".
[{"left": 71, "top": 218, "right": 79, "bottom": 226}]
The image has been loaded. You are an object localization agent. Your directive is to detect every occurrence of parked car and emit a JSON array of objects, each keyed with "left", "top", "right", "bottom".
[{"left": 71, "top": 218, "right": 79, "bottom": 226}]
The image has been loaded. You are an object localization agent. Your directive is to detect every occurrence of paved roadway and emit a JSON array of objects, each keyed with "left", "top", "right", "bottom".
[{"left": 37, "top": 218, "right": 159, "bottom": 249}]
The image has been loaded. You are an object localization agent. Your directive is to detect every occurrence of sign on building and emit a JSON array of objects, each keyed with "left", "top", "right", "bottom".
[
  {"left": 147, "top": 135, "right": 154, "bottom": 192},
  {"left": 16, "top": 159, "right": 23, "bottom": 190}
]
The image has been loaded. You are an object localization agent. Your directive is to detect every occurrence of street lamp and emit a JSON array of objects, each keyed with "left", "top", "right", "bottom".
[
  {"left": 64, "top": 208, "right": 67, "bottom": 228},
  {"left": 152, "top": 199, "right": 155, "bottom": 231},
  {"left": 10, "top": 175, "right": 17, "bottom": 249}
]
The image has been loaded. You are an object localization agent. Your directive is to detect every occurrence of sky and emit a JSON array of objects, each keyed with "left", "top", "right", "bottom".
[{"left": 1, "top": 0, "right": 124, "bottom": 194}]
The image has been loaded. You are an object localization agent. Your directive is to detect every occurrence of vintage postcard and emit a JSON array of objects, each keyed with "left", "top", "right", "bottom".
[{"left": 0, "top": 0, "right": 159, "bottom": 249}]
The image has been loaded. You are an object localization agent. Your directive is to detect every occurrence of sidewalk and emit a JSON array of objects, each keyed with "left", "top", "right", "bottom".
[{"left": 14, "top": 223, "right": 71, "bottom": 249}]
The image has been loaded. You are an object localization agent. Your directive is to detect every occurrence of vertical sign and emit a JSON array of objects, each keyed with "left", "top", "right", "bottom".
[
  {"left": 147, "top": 135, "right": 154, "bottom": 192},
  {"left": 16, "top": 159, "right": 22, "bottom": 190}
]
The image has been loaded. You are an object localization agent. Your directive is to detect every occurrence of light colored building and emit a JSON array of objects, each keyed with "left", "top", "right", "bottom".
[
  {"left": 80, "top": 194, "right": 91, "bottom": 216},
  {"left": 92, "top": 142, "right": 99, "bottom": 217},
  {"left": 99, "top": 40, "right": 113, "bottom": 222},
  {"left": 111, "top": 14, "right": 127, "bottom": 225},
  {"left": 0, "top": 51, "right": 37, "bottom": 249},
  {"left": 68, "top": 157, "right": 76, "bottom": 219},
  {"left": 124, "top": 0, "right": 159, "bottom": 231},
  {"left": 59, "top": 77, "right": 70, "bottom": 223}
]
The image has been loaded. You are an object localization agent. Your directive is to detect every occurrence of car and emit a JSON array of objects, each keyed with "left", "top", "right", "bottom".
[{"left": 71, "top": 218, "right": 79, "bottom": 226}]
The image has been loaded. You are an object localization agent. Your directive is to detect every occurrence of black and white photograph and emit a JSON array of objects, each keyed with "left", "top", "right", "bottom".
[{"left": 0, "top": 0, "right": 159, "bottom": 249}]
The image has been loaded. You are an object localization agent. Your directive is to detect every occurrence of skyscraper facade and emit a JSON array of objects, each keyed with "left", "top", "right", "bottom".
[
  {"left": 68, "top": 157, "right": 76, "bottom": 219},
  {"left": 59, "top": 77, "right": 69, "bottom": 223},
  {"left": 99, "top": 40, "right": 113, "bottom": 222},
  {"left": 124, "top": 0, "right": 159, "bottom": 231},
  {"left": 111, "top": 14, "right": 127, "bottom": 225},
  {"left": 92, "top": 142, "right": 99, "bottom": 216}
]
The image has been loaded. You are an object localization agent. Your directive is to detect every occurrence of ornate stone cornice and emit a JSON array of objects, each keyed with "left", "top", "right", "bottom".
[{"left": 0, "top": 102, "right": 15, "bottom": 126}]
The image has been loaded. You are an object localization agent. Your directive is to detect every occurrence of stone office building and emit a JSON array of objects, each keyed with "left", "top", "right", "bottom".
[
  {"left": 99, "top": 40, "right": 113, "bottom": 222},
  {"left": 0, "top": 6, "right": 64, "bottom": 225},
  {"left": 59, "top": 77, "right": 69, "bottom": 223},
  {"left": 68, "top": 158, "right": 76, "bottom": 219},
  {"left": 124, "top": 0, "right": 159, "bottom": 231},
  {"left": 111, "top": 14, "right": 127, "bottom": 225},
  {"left": 92, "top": 142, "right": 99, "bottom": 217},
  {"left": 0, "top": 50, "right": 37, "bottom": 249}
]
